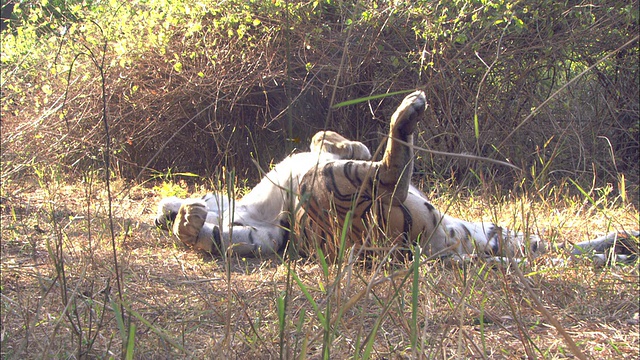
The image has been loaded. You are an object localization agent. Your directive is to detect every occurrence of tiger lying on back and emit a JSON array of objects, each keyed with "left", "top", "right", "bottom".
[{"left": 155, "top": 90, "right": 544, "bottom": 261}]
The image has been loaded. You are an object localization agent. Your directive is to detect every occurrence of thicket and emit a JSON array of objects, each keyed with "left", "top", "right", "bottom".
[{"left": 1, "top": 0, "right": 638, "bottom": 201}]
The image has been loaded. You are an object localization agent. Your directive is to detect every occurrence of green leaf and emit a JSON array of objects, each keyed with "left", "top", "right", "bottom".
[
  {"left": 514, "top": 17, "right": 525, "bottom": 29},
  {"left": 474, "top": 113, "right": 480, "bottom": 139},
  {"left": 110, "top": 298, "right": 126, "bottom": 342},
  {"left": 125, "top": 322, "right": 136, "bottom": 360},
  {"left": 291, "top": 271, "right": 326, "bottom": 325}
]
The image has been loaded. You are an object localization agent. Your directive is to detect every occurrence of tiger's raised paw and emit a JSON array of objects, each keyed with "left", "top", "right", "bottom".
[
  {"left": 391, "top": 90, "right": 427, "bottom": 136},
  {"left": 172, "top": 200, "right": 208, "bottom": 248}
]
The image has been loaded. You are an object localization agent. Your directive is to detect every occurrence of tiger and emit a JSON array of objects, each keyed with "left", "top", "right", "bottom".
[
  {"left": 293, "top": 91, "right": 543, "bottom": 261},
  {"left": 154, "top": 90, "right": 546, "bottom": 262}
]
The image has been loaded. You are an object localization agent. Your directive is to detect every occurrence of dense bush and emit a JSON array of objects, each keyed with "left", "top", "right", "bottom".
[{"left": 1, "top": 0, "right": 638, "bottom": 201}]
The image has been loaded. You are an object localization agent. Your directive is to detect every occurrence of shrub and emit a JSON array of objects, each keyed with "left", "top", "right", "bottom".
[{"left": 1, "top": 0, "right": 638, "bottom": 202}]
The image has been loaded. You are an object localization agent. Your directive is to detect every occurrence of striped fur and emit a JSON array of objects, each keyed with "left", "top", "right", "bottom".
[{"left": 295, "top": 91, "right": 542, "bottom": 261}]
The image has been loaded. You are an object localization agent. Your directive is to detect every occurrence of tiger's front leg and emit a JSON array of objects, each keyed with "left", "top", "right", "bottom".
[{"left": 379, "top": 90, "right": 426, "bottom": 202}]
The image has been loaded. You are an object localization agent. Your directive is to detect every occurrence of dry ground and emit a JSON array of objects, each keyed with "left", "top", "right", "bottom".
[{"left": 1, "top": 177, "right": 638, "bottom": 359}]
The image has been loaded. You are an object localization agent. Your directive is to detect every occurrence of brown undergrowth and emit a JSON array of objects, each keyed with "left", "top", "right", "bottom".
[{"left": 1, "top": 177, "right": 638, "bottom": 359}]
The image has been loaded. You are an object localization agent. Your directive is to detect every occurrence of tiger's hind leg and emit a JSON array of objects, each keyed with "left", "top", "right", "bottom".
[{"left": 295, "top": 91, "right": 427, "bottom": 261}]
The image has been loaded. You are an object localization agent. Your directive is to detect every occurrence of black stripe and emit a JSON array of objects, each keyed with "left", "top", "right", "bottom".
[
  {"left": 211, "top": 226, "right": 222, "bottom": 254},
  {"left": 486, "top": 225, "right": 500, "bottom": 254},
  {"left": 424, "top": 201, "right": 435, "bottom": 211},
  {"left": 344, "top": 161, "right": 357, "bottom": 183},
  {"left": 399, "top": 203, "right": 413, "bottom": 235},
  {"left": 248, "top": 229, "right": 255, "bottom": 245},
  {"left": 324, "top": 164, "right": 352, "bottom": 201},
  {"left": 354, "top": 163, "right": 365, "bottom": 184}
]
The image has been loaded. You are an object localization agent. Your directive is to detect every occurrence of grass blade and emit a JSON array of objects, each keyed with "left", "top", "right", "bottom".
[
  {"left": 125, "top": 322, "right": 136, "bottom": 360},
  {"left": 331, "top": 90, "right": 415, "bottom": 108},
  {"left": 291, "top": 271, "right": 327, "bottom": 326}
]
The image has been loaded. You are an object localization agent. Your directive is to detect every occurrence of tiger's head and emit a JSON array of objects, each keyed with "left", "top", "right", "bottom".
[{"left": 310, "top": 130, "right": 372, "bottom": 161}]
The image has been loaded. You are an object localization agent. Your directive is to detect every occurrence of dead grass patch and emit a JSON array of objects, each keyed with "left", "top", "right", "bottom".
[{"left": 1, "top": 178, "right": 638, "bottom": 359}]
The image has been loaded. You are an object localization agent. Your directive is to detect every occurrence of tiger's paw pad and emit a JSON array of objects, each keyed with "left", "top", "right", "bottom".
[
  {"left": 393, "top": 90, "right": 427, "bottom": 135},
  {"left": 402, "top": 90, "right": 427, "bottom": 113},
  {"left": 172, "top": 200, "right": 208, "bottom": 247}
]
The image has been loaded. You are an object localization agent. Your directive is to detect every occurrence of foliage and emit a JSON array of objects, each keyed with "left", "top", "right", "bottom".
[
  {"left": 152, "top": 180, "right": 189, "bottom": 198},
  {"left": 1, "top": 0, "right": 638, "bottom": 202}
]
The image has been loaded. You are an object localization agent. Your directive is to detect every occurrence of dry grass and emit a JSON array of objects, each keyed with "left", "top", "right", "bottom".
[{"left": 1, "top": 176, "right": 638, "bottom": 359}]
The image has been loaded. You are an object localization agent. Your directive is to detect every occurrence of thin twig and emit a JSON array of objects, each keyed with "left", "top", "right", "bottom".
[
  {"left": 496, "top": 35, "right": 639, "bottom": 151},
  {"left": 387, "top": 135, "right": 523, "bottom": 172}
]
